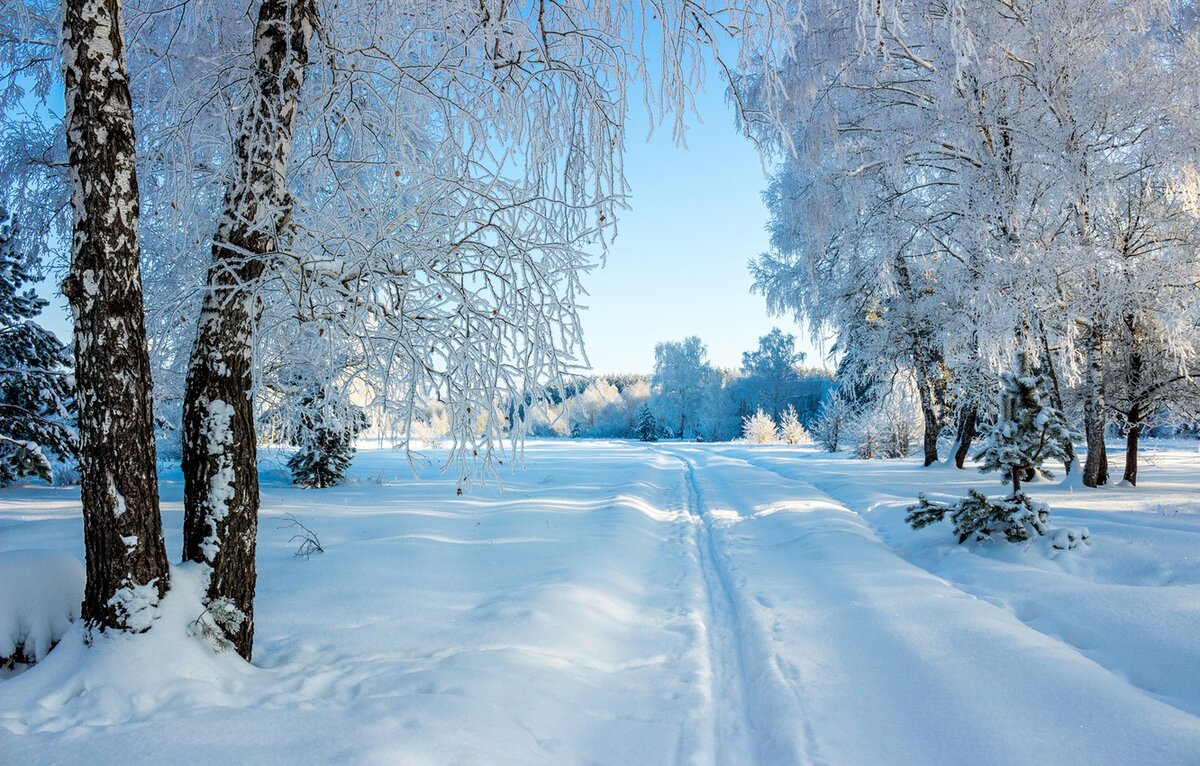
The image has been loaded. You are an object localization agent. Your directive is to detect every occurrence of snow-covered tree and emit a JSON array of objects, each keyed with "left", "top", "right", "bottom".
[
  {"left": 977, "top": 351, "right": 1075, "bottom": 494},
  {"left": 742, "top": 408, "right": 779, "bottom": 444},
  {"left": 740, "top": 328, "right": 805, "bottom": 421},
  {"left": 0, "top": 214, "right": 76, "bottom": 485},
  {"left": 743, "top": 0, "right": 1200, "bottom": 482},
  {"left": 811, "top": 392, "right": 852, "bottom": 453},
  {"left": 778, "top": 406, "right": 811, "bottom": 445},
  {"left": 636, "top": 405, "right": 659, "bottom": 443},
  {"left": 652, "top": 337, "right": 719, "bottom": 439}
]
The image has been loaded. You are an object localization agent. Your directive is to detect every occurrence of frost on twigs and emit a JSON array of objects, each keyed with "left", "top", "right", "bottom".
[
  {"left": 779, "top": 406, "right": 812, "bottom": 445},
  {"left": 742, "top": 407, "right": 780, "bottom": 444},
  {"left": 279, "top": 514, "right": 324, "bottom": 559}
]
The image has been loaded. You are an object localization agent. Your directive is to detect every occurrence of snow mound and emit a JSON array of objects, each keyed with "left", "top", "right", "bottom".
[
  {"left": 0, "top": 563, "right": 261, "bottom": 734},
  {"left": 0, "top": 550, "right": 84, "bottom": 668}
]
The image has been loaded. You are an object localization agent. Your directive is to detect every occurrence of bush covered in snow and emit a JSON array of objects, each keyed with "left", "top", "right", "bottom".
[
  {"left": 742, "top": 408, "right": 779, "bottom": 444},
  {"left": 907, "top": 489, "right": 1050, "bottom": 544},
  {"left": 0, "top": 550, "right": 84, "bottom": 669},
  {"left": 852, "top": 396, "right": 917, "bottom": 459},
  {"left": 811, "top": 393, "right": 852, "bottom": 452},
  {"left": 779, "top": 406, "right": 812, "bottom": 445}
]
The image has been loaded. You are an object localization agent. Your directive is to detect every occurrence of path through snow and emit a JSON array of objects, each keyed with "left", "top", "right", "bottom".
[{"left": 1, "top": 441, "right": 1199, "bottom": 764}]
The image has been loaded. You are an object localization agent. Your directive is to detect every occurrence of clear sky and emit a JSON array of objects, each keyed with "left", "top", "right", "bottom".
[{"left": 577, "top": 77, "right": 823, "bottom": 375}]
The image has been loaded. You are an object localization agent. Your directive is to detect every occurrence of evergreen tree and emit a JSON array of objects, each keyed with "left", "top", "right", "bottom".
[
  {"left": 977, "top": 350, "right": 1074, "bottom": 493},
  {"left": 907, "top": 350, "right": 1084, "bottom": 547},
  {"left": 287, "top": 382, "right": 369, "bottom": 488},
  {"left": 636, "top": 404, "right": 658, "bottom": 442},
  {"left": 0, "top": 213, "right": 77, "bottom": 486}
]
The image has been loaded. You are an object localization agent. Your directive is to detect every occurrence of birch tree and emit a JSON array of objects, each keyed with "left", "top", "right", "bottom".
[{"left": 58, "top": 0, "right": 170, "bottom": 632}]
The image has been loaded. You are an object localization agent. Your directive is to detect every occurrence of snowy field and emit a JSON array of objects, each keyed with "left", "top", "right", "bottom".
[{"left": 2, "top": 440, "right": 1200, "bottom": 765}]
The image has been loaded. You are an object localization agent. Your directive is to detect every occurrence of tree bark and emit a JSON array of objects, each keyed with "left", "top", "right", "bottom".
[
  {"left": 180, "top": 0, "right": 315, "bottom": 660},
  {"left": 61, "top": 0, "right": 170, "bottom": 631},
  {"left": 1120, "top": 330, "right": 1145, "bottom": 486},
  {"left": 1122, "top": 402, "right": 1141, "bottom": 486},
  {"left": 1081, "top": 321, "right": 1108, "bottom": 487},
  {"left": 952, "top": 406, "right": 977, "bottom": 469}
]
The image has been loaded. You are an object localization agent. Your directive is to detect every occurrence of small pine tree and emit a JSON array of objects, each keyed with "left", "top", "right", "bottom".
[
  {"left": 907, "top": 350, "right": 1083, "bottom": 546},
  {"left": 287, "top": 382, "right": 368, "bottom": 488},
  {"left": 778, "top": 406, "right": 812, "bottom": 445},
  {"left": 636, "top": 404, "right": 658, "bottom": 442},
  {"left": 977, "top": 349, "right": 1074, "bottom": 493},
  {"left": 742, "top": 407, "right": 779, "bottom": 444},
  {"left": 908, "top": 488, "right": 1050, "bottom": 544},
  {"left": 812, "top": 392, "right": 851, "bottom": 452},
  {"left": 0, "top": 213, "right": 77, "bottom": 486}
]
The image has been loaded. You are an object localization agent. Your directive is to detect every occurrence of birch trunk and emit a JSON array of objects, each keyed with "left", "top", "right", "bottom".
[
  {"left": 180, "top": 0, "right": 315, "bottom": 660},
  {"left": 1035, "top": 318, "right": 1078, "bottom": 473},
  {"left": 892, "top": 255, "right": 943, "bottom": 466},
  {"left": 1081, "top": 321, "right": 1109, "bottom": 487},
  {"left": 61, "top": 0, "right": 171, "bottom": 631}
]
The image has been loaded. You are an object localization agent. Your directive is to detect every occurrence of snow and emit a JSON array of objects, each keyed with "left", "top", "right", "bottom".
[
  {"left": 1, "top": 440, "right": 1199, "bottom": 763},
  {"left": 0, "top": 550, "right": 84, "bottom": 670}
]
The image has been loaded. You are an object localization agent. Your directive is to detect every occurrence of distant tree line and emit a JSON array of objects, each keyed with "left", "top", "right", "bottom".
[{"left": 522, "top": 329, "right": 833, "bottom": 442}]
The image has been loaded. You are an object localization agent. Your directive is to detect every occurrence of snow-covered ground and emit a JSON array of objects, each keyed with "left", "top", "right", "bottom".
[{"left": 2, "top": 440, "right": 1199, "bottom": 764}]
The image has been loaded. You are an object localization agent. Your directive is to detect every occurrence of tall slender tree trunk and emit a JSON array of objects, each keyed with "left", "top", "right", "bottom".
[
  {"left": 952, "top": 406, "right": 977, "bottom": 469},
  {"left": 917, "top": 386, "right": 940, "bottom": 467},
  {"left": 1035, "top": 318, "right": 1077, "bottom": 473},
  {"left": 1122, "top": 402, "right": 1141, "bottom": 486},
  {"left": 892, "top": 255, "right": 942, "bottom": 466},
  {"left": 180, "top": 0, "right": 315, "bottom": 660},
  {"left": 1081, "top": 320, "right": 1108, "bottom": 487},
  {"left": 1120, "top": 328, "right": 1145, "bottom": 486},
  {"left": 61, "top": 0, "right": 170, "bottom": 631}
]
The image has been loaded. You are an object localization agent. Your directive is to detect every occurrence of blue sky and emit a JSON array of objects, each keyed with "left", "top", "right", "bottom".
[{"left": 578, "top": 78, "right": 822, "bottom": 374}]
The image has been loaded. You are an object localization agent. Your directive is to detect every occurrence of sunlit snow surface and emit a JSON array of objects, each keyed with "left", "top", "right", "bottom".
[{"left": 2, "top": 440, "right": 1199, "bottom": 764}]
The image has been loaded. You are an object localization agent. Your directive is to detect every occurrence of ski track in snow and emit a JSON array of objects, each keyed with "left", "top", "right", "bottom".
[
  {"left": 667, "top": 444, "right": 827, "bottom": 766},
  {"left": 668, "top": 447, "right": 760, "bottom": 765}
]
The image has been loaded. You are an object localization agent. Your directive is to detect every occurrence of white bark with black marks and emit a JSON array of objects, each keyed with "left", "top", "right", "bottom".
[
  {"left": 180, "top": 0, "right": 315, "bottom": 661},
  {"left": 61, "top": 0, "right": 170, "bottom": 633}
]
